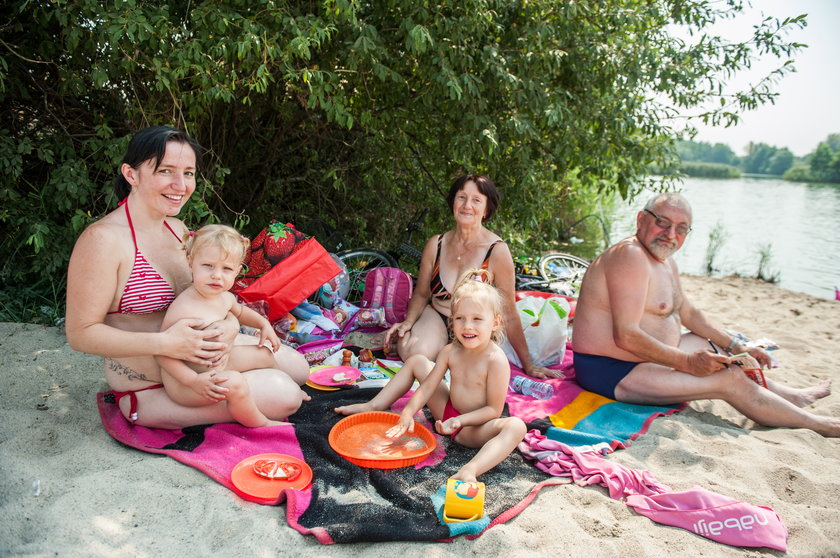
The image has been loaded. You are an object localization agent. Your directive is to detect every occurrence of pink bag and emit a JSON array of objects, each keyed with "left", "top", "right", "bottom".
[{"left": 360, "top": 267, "right": 413, "bottom": 326}]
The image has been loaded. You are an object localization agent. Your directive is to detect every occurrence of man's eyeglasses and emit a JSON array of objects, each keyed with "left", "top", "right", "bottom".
[{"left": 644, "top": 209, "right": 691, "bottom": 236}]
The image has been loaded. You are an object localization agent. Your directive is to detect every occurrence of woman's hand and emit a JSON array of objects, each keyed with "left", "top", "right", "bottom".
[
  {"left": 384, "top": 321, "right": 413, "bottom": 351},
  {"left": 189, "top": 370, "right": 229, "bottom": 401},
  {"left": 201, "top": 313, "right": 240, "bottom": 366},
  {"left": 524, "top": 363, "right": 564, "bottom": 379},
  {"left": 162, "top": 318, "right": 231, "bottom": 366}
]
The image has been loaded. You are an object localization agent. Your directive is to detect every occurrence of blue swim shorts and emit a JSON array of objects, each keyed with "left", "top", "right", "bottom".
[{"left": 573, "top": 351, "right": 640, "bottom": 400}]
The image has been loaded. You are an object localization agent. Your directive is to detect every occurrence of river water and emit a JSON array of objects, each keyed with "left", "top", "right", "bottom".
[{"left": 602, "top": 177, "right": 840, "bottom": 300}]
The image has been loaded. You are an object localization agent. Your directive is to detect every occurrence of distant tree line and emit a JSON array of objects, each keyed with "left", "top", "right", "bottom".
[
  {"left": 675, "top": 136, "right": 840, "bottom": 183},
  {"left": 784, "top": 134, "right": 840, "bottom": 183}
]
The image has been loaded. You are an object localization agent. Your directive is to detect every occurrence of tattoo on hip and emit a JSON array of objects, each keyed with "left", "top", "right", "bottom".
[{"left": 105, "top": 358, "right": 152, "bottom": 383}]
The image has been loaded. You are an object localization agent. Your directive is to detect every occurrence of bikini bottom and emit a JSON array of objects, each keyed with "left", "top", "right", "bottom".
[{"left": 110, "top": 384, "right": 165, "bottom": 424}]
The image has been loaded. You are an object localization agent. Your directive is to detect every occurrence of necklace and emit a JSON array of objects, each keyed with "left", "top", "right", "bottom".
[
  {"left": 453, "top": 231, "right": 475, "bottom": 262},
  {"left": 456, "top": 242, "right": 470, "bottom": 261}
]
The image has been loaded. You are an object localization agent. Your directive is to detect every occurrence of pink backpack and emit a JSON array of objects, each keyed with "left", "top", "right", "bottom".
[{"left": 360, "top": 267, "right": 413, "bottom": 326}]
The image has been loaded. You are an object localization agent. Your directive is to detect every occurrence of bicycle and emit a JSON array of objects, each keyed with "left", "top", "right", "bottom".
[
  {"left": 335, "top": 208, "right": 591, "bottom": 302},
  {"left": 515, "top": 253, "right": 590, "bottom": 298},
  {"left": 333, "top": 209, "right": 428, "bottom": 303}
]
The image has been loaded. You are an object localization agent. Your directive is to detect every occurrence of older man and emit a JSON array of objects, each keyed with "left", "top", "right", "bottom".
[{"left": 572, "top": 193, "right": 838, "bottom": 437}]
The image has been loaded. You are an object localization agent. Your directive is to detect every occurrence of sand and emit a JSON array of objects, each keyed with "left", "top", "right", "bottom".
[{"left": 1, "top": 274, "right": 838, "bottom": 557}]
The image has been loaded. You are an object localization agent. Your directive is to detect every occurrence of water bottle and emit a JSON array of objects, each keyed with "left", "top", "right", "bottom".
[{"left": 509, "top": 376, "right": 554, "bottom": 399}]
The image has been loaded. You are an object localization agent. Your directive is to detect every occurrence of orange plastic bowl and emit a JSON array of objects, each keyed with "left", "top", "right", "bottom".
[{"left": 328, "top": 411, "right": 437, "bottom": 469}]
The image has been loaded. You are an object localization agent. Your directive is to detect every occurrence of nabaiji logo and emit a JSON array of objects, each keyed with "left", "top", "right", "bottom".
[{"left": 693, "top": 512, "right": 771, "bottom": 537}]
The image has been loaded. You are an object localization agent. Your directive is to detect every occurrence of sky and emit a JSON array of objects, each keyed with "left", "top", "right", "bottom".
[{"left": 686, "top": 0, "right": 840, "bottom": 157}]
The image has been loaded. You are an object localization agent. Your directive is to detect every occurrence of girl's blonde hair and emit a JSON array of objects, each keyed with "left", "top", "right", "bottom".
[
  {"left": 449, "top": 268, "right": 505, "bottom": 345},
  {"left": 184, "top": 224, "right": 249, "bottom": 265}
]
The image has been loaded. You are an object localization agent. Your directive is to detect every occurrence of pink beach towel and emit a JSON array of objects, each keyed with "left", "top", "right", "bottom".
[{"left": 519, "top": 431, "right": 787, "bottom": 551}]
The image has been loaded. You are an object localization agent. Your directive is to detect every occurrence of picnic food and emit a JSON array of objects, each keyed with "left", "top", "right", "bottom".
[{"left": 252, "top": 458, "right": 302, "bottom": 481}]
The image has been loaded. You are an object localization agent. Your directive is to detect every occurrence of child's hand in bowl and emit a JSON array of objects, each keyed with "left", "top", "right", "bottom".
[{"left": 385, "top": 415, "right": 414, "bottom": 438}]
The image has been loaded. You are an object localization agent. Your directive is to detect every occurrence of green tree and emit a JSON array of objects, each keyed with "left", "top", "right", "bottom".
[
  {"left": 676, "top": 140, "right": 738, "bottom": 165},
  {"left": 709, "top": 143, "right": 738, "bottom": 166},
  {"left": 0, "top": 0, "right": 808, "bottom": 321},
  {"left": 741, "top": 142, "right": 794, "bottom": 175},
  {"left": 824, "top": 133, "right": 840, "bottom": 153},
  {"left": 765, "top": 147, "right": 794, "bottom": 176},
  {"left": 810, "top": 142, "right": 834, "bottom": 178}
]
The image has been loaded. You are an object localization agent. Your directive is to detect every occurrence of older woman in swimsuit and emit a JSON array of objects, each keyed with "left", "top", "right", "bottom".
[
  {"left": 385, "top": 174, "right": 560, "bottom": 379},
  {"left": 66, "top": 126, "right": 310, "bottom": 429}
]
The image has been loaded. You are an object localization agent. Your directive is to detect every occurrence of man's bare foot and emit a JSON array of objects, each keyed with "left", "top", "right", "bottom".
[
  {"left": 334, "top": 402, "right": 380, "bottom": 415},
  {"left": 788, "top": 378, "right": 832, "bottom": 407},
  {"left": 813, "top": 416, "right": 840, "bottom": 438}
]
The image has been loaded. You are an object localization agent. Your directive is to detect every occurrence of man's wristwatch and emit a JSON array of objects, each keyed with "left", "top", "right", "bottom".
[{"left": 724, "top": 338, "right": 739, "bottom": 353}]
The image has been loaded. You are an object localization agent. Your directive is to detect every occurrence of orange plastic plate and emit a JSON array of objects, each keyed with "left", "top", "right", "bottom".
[
  {"left": 328, "top": 411, "right": 437, "bottom": 469},
  {"left": 230, "top": 453, "right": 312, "bottom": 504}
]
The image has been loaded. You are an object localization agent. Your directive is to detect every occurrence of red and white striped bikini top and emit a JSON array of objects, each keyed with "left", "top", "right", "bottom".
[{"left": 108, "top": 199, "right": 181, "bottom": 315}]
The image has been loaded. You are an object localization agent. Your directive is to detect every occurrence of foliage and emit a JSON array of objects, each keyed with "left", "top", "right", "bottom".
[
  {"left": 704, "top": 221, "right": 727, "bottom": 274},
  {"left": 741, "top": 142, "right": 794, "bottom": 176},
  {"left": 676, "top": 140, "right": 738, "bottom": 166},
  {"left": 756, "top": 243, "right": 780, "bottom": 284},
  {"left": 1, "top": 0, "right": 807, "bottom": 321},
  {"left": 677, "top": 139, "right": 797, "bottom": 176},
  {"left": 808, "top": 141, "right": 840, "bottom": 182},
  {"left": 680, "top": 161, "right": 740, "bottom": 178},
  {"left": 783, "top": 133, "right": 840, "bottom": 183}
]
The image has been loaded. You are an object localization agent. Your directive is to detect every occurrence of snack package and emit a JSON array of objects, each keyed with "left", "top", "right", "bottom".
[
  {"left": 324, "top": 297, "right": 361, "bottom": 329},
  {"left": 352, "top": 307, "right": 388, "bottom": 329},
  {"left": 730, "top": 353, "right": 768, "bottom": 389}
]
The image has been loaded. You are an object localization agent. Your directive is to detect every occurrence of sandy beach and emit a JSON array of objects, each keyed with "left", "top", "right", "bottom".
[{"left": 1, "top": 274, "right": 838, "bottom": 557}]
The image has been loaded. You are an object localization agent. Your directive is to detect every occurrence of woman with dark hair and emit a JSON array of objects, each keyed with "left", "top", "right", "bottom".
[
  {"left": 66, "top": 126, "right": 309, "bottom": 428},
  {"left": 385, "top": 174, "right": 559, "bottom": 379}
]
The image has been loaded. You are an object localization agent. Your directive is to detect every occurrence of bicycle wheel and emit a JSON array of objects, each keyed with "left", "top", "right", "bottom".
[
  {"left": 336, "top": 248, "right": 398, "bottom": 303},
  {"left": 537, "top": 253, "right": 590, "bottom": 297}
]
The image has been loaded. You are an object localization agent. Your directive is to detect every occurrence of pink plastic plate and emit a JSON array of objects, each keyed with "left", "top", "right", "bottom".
[{"left": 308, "top": 365, "right": 363, "bottom": 386}]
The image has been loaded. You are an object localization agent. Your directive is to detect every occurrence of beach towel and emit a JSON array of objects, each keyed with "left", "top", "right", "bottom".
[
  {"left": 97, "top": 388, "right": 566, "bottom": 543},
  {"left": 95, "top": 343, "right": 686, "bottom": 543},
  {"left": 519, "top": 432, "right": 787, "bottom": 551},
  {"left": 507, "top": 344, "right": 685, "bottom": 453}
]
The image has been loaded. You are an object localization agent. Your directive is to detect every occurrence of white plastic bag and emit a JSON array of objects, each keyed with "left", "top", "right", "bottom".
[{"left": 502, "top": 296, "right": 570, "bottom": 368}]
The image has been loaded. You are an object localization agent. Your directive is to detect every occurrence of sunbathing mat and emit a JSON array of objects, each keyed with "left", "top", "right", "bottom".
[{"left": 96, "top": 345, "right": 684, "bottom": 544}]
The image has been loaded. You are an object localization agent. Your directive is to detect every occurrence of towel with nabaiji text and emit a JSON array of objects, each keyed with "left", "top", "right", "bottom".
[{"left": 519, "top": 431, "right": 787, "bottom": 551}]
